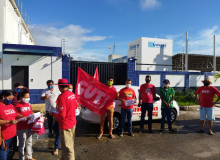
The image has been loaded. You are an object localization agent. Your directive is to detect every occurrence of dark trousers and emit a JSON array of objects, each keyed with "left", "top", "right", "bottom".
[
  {"left": 140, "top": 103, "right": 153, "bottom": 130},
  {"left": 121, "top": 108, "right": 133, "bottom": 133},
  {"left": 0, "top": 137, "right": 13, "bottom": 160},
  {"left": 54, "top": 122, "right": 60, "bottom": 149},
  {"left": 161, "top": 108, "right": 172, "bottom": 130},
  {"left": 46, "top": 111, "right": 55, "bottom": 134}
]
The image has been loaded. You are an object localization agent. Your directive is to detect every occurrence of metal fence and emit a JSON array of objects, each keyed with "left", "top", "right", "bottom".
[{"left": 70, "top": 61, "right": 127, "bottom": 89}]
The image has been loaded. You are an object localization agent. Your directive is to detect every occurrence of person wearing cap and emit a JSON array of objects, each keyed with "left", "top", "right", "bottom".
[
  {"left": 138, "top": 75, "right": 156, "bottom": 133},
  {"left": 50, "top": 79, "right": 77, "bottom": 160},
  {"left": 196, "top": 78, "right": 220, "bottom": 135},
  {"left": 159, "top": 79, "right": 176, "bottom": 134},
  {"left": 12, "top": 82, "right": 30, "bottom": 106},
  {"left": 41, "top": 80, "right": 61, "bottom": 138}
]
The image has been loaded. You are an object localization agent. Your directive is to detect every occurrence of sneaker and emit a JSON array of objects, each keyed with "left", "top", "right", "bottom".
[
  {"left": 139, "top": 129, "right": 143, "bottom": 133},
  {"left": 209, "top": 130, "right": 213, "bottom": 135},
  {"left": 119, "top": 132, "right": 123, "bottom": 137},
  {"left": 197, "top": 129, "right": 205, "bottom": 133},
  {"left": 159, "top": 129, "right": 164, "bottom": 134},
  {"left": 129, "top": 132, "right": 134, "bottom": 137},
  {"left": 148, "top": 129, "right": 154, "bottom": 133},
  {"left": 169, "top": 129, "right": 176, "bottom": 133}
]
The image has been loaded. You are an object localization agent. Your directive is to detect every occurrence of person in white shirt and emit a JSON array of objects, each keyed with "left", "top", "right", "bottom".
[{"left": 40, "top": 80, "right": 60, "bottom": 137}]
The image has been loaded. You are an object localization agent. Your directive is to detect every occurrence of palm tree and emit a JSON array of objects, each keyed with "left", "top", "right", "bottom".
[{"left": 214, "top": 73, "right": 220, "bottom": 82}]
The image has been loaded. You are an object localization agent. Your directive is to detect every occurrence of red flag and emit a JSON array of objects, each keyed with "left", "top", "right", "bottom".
[
  {"left": 94, "top": 66, "right": 99, "bottom": 81},
  {"left": 75, "top": 67, "right": 117, "bottom": 116}
]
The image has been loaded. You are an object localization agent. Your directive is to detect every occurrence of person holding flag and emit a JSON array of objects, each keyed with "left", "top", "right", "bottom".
[
  {"left": 118, "top": 79, "right": 136, "bottom": 137},
  {"left": 96, "top": 77, "right": 118, "bottom": 139}
]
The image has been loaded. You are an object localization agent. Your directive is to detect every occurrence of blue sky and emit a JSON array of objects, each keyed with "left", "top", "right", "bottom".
[{"left": 23, "top": 0, "right": 220, "bottom": 61}]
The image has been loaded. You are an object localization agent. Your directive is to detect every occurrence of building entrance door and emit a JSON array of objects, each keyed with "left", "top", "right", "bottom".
[{"left": 11, "top": 66, "right": 29, "bottom": 90}]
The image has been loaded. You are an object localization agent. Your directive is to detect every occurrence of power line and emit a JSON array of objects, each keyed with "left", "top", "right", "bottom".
[{"left": 190, "top": 36, "right": 213, "bottom": 54}]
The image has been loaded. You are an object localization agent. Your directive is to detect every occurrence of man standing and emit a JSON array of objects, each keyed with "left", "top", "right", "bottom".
[
  {"left": 118, "top": 79, "right": 136, "bottom": 137},
  {"left": 12, "top": 82, "right": 30, "bottom": 106},
  {"left": 52, "top": 79, "right": 77, "bottom": 160},
  {"left": 138, "top": 75, "right": 156, "bottom": 133},
  {"left": 159, "top": 79, "right": 176, "bottom": 134},
  {"left": 196, "top": 78, "right": 220, "bottom": 135},
  {"left": 97, "top": 77, "right": 117, "bottom": 139},
  {"left": 41, "top": 80, "right": 60, "bottom": 137}
]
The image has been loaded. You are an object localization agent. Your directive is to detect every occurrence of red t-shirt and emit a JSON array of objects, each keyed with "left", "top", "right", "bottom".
[
  {"left": 196, "top": 86, "right": 220, "bottom": 107},
  {"left": 107, "top": 86, "right": 117, "bottom": 108},
  {"left": 139, "top": 83, "right": 156, "bottom": 103},
  {"left": 0, "top": 103, "right": 18, "bottom": 140},
  {"left": 119, "top": 87, "right": 136, "bottom": 109},
  {"left": 53, "top": 90, "right": 77, "bottom": 130},
  {"left": 15, "top": 102, "right": 33, "bottom": 130}
]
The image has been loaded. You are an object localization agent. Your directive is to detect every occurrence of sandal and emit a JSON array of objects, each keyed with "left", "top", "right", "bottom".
[
  {"left": 96, "top": 134, "right": 103, "bottom": 139},
  {"left": 54, "top": 149, "right": 58, "bottom": 156},
  {"left": 109, "top": 134, "right": 115, "bottom": 139}
]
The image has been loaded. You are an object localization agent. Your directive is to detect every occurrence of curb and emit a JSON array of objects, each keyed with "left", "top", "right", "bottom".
[{"left": 180, "top": 105, "right": 199, "bottom": 111}]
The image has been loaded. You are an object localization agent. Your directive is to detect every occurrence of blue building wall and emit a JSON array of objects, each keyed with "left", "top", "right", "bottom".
[{"left": 127, "top": 58, "right": 218, "bottom": 92}]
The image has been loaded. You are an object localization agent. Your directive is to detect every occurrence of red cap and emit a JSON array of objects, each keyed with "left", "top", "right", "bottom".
[{"left": 54, "top": 79, "right": 72, "bottom": 85}]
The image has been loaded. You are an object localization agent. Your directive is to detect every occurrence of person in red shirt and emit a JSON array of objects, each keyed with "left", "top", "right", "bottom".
[
  {"left": 97, "top": 77, "right": 118, "bottom": 139},
  {"left": 50, "top": 79, "right": 77, "bottom": 160},
  {"left": 0, "top": 90, "right": 26, "bottom": 160},
  {"left": 12, "top": 82, "right": 30, "bottom": 106},
  {"left": 196, "top": 78, "right": 220, "bottom": 135},
  {"left": 15, "top": 91, "right": 36, "bottom": 160},
  {"left": 138, "top": 75, "right": 156, "bottom": 133},
  {"left": 118, "top": 79, "right": 136, "bottom": 137}
]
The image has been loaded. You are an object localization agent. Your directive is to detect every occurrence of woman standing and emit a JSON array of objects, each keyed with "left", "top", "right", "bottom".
[
  {"left": 0, "top": 90, "right": 24, "bottom": 160},
  {"left": 15, "top": 91, "right": 36, "bottom": 160}
]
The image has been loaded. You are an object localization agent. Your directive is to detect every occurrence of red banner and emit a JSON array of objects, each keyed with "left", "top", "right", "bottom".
[
  {"left": 94, "top": 66, "right": 99, "bottom": 81},
  {"left": 75, "top": 67, "right": 117, "bottom": 116}
]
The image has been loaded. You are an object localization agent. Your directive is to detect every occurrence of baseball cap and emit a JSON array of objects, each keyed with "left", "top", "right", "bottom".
[{"left": 163, "top": 79, "right": 170, "bottom": 84}]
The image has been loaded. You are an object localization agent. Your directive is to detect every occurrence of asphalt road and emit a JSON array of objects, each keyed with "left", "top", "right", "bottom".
[{"left": 12, "top": 108, "right": 220, "bottom": 160}]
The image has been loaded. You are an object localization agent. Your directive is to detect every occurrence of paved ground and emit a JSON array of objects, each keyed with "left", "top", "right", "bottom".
[{"left": 12, "top": 108, "right": 220, "bottom": 160}]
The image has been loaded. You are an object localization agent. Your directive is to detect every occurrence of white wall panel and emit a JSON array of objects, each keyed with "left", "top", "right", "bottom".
[
  {"left": 189, "top": 75, "right": 204, "bottom": 87},
  {"left": 209, "top": 75, "right": 220, "bottom": 86},
  {"left": 165, "top": 75, "right": 185, "bottom": 87},
  {"left": 139, "top": 74, "right": 161, "bottom": 87}
]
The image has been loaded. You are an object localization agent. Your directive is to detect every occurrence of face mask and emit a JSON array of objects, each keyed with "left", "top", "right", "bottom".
[
  {"left": 48, "top": 85, "right": 53, "bottom": 90},
  {"left": 4, "top": 97, "right": 12, "bottom": 105},
  {"left": 146, "top": 79, "right": 150, "bottom": 83},
  {"left": 204, "top": 82, "right": 210, "bottom": 87},
  {"left": 126, "top": 84, "right": 131, "bottom": 88},
  {"left": 68, "top": 89, "right": 73, "bottom": 92},
  {"left": 22, "top": 98, "right": 30, "bottom": 103},
  {"left": 108, "top": 81, "right": 113, "bottom": 86},
  {"left": 15, "top": 88, "right": 21, "bottom": 93}
]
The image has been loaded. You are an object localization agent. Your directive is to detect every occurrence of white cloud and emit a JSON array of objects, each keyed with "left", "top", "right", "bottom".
[
  {"left": 165, "top": 25, "right": 220, "bottom": 55},
  {"left": 32, "top": 24, "right": 107, "bottom": 61},
  {"left": 140, "top": 0, "right": 161, "bottom": 10}
]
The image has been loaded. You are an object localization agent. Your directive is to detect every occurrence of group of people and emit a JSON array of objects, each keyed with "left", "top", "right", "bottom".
[
  {"left": 0, "top": 74, "right": 219, "bottom": 160},
  {"left": 97, "top": 75, "right": 220, "bottom": 139}
]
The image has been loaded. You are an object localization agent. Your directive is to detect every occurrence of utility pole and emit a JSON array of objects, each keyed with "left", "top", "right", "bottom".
[
  {"left": 213, "top": 35, "right": 216, "bottom": 72},
  {"left": 182, "top": 49, "right": 184, "bottom": 71},
  {"left": 185, "top": 31, "right": 188, "bottom": 71}
]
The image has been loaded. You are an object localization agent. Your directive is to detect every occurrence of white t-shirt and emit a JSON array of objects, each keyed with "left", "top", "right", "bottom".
[{"left": 41, "top": 87, "right": 61, "bottom": 112}]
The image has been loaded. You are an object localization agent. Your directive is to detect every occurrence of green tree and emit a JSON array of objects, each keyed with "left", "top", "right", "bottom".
[{"left": 214, "top": 73, "right": 220, "bottom": 82}]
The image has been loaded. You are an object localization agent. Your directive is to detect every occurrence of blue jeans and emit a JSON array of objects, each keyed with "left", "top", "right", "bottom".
[
  {"left": 54, "top": 122, "right": 60, "bottom": 149},
  {"left": 46, "top": 111, "right": 55, "bottom": 134},
  {"left": 161, "top": 108, "right": 172, "bottom": 130},
  {"left": 140, "top": 103, "right": 153, "bottom": 130},
  {"left": 121, "top": 108, "right": 133, "bottom": 133},
  {"left": 0, "top": 137, "right": 13, "bottom": 160}
]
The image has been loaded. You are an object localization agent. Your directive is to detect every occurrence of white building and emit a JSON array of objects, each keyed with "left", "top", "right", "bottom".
[
  {"left": 127, "top": 37, "right": 173, "bottom": 71},
  {"left": 0, "top": 0, "right": 68, "bottom": 104}
]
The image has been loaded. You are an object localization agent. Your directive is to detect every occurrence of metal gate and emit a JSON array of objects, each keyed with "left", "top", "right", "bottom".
[{"left": 70, "top": 61, "right": 127, "bottom": 89}]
